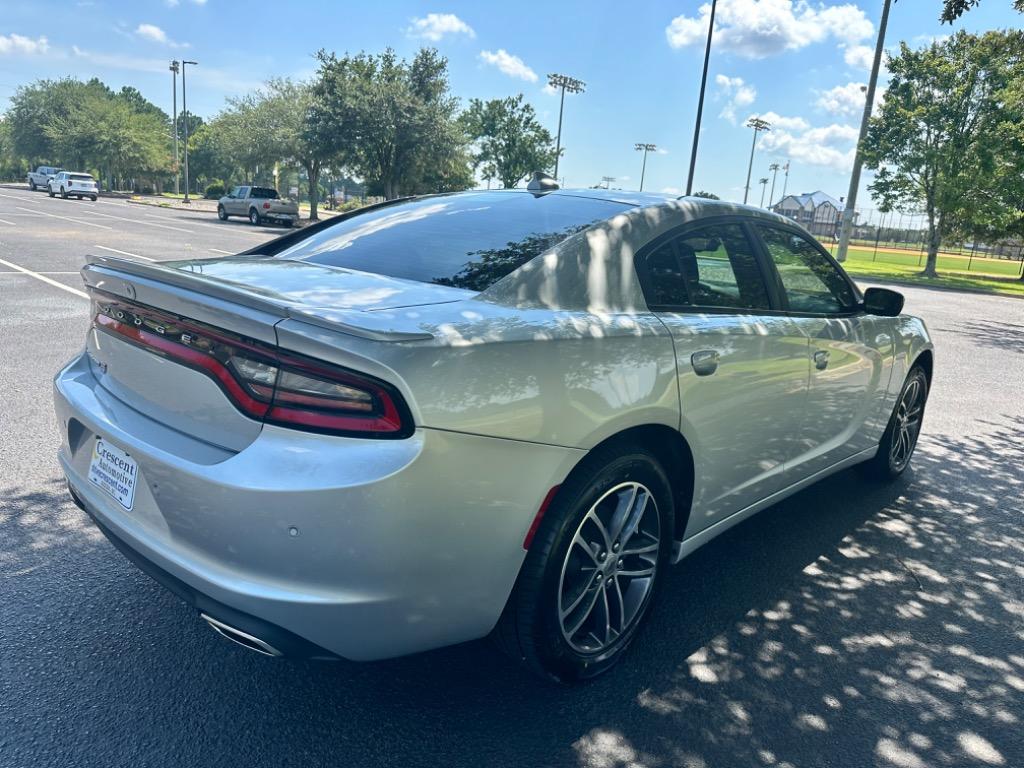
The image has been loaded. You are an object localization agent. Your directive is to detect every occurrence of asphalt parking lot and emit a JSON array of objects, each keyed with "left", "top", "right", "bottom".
[{"left": 1, "top": 183, "right": 1022, "bottom": 768}]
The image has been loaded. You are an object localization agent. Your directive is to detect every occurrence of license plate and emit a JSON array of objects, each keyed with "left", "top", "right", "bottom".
[{"left": 87, "top": 438, "right": 139, "bottom": 510}]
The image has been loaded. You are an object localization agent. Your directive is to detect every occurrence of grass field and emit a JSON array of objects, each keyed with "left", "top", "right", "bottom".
[{"left": 836, "top": 246, "right": 1024, "bottom": 298}]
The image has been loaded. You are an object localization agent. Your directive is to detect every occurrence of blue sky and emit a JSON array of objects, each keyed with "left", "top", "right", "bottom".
[{"left": 1, "top": 1, "right": 1017, "bottom": 204}]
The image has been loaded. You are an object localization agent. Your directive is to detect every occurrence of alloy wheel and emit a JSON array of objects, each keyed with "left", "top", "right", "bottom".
[
  {"left": 890, "top": 376, "right": 925, "bottom": 471},
  {"left": 557, "top": 481, "right": 660, "bottom": 654}
]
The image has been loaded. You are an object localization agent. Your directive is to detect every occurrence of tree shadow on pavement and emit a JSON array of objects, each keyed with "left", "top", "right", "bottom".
[{"left": 2, "top": 419, "right": 1022, "bottom": 768}]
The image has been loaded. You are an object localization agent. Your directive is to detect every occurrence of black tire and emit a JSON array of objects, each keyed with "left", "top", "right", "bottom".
[
  {"left": 494, "top": 443, "right": 674, "bottom": 682},
  {"left": 861, "top": 365, "right": 929, "bottom": 481},
  {"left": 60, "top": 186, "right": 67, "bottom": 199},
  {"left": 29, "top": 179, "right": 36, "bottom": 191},
  {"left": 48, "top": 188, "right": 54, "bottom": 198},
  {"left": 217, "top": 204, "right": 228, "bottom": 221},
  {"left": 90, "top": 196, "right": 97, "bottom": 202},
  {"left": 249, "top": 208, "right": 261, "bottom": 226}
]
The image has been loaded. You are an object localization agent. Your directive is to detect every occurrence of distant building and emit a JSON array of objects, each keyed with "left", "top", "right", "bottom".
[{"left": 772, "top": 191, "right": 843, "bottom": 237}]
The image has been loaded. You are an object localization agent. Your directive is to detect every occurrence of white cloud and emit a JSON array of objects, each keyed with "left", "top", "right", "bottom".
[
  {"left": 542, "top": 83, "right": 558, "bottom": 95},
  {"left": 715, "top": 74, "right": 756, "bottom": 123},
  {"left": 816, "top": 82, "right": 867, "bottom": 116},
  {"left": 0, "top": 33, "right": 49, "bottom": 56},
  {"left": 662, "top": 186, "right": 683, "bottom": 195},
  {"left": 756, "top": 112, "right": 859, "bottom": 171},
  {"left": 842, "top": 43, "right": 874, "bottom": 70},
  {"left": 406, "top": 13, "right": 475, "bottom": 41},
  {"left": 667, "top": 0, "right": 873, "bottom": 59},
  {"left": 479, "top": 49, "right": 537, "bottom": 82},
  {"left": 135, "top": 23, "right": 188, "bottom": 48}
]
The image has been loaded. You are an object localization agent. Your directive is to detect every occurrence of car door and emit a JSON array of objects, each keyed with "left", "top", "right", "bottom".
[
  {"left": 754, "top": 224, "right": 895, "bottom": 476},
  {"left": 637, "top": 219, "right": 811, "bottom": 531}
]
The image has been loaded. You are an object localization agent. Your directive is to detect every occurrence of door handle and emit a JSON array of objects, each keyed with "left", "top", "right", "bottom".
[
  {"left": 691, "top": 349, "right": 720, "bottom": 376},
  {"left": 813, "top": 349, "right": 830, "bottom": 370}
]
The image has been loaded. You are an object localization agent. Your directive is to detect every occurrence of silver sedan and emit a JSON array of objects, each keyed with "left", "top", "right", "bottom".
[{"left": 54, "top": 181, "right": 933, "bottom": 681}]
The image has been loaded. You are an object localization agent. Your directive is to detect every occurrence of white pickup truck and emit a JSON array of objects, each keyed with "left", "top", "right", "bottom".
[
  {"left": 27, "top": 165, "right": 64, "bottom": 191},
  {"left": 217, "top": 185, "right": 299, "bottom": 227}
]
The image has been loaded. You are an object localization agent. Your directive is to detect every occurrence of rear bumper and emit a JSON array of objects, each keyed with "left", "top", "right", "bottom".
[{"left": 54, "top": 352, "right": 583, "bottom": 660}]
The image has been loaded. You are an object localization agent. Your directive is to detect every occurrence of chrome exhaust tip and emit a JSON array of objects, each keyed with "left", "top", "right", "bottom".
[{"left": 200, "top": 613, "right": 283, "bottom": 657}]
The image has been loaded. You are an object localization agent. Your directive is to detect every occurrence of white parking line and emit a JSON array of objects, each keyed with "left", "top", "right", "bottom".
[
  {"left": 93, "top": 244, "right": 156, "bottom": 262},
  {"left": 16, "top": 206, "right": 112, "bottom": 230},
  {"left": 209, "top": 248, "right": 233, "bottom": 255},
  {"left": 87, "top": 210, "right": 193, "bottom": 234},
  {"left": 0, "top": 191, "right": 41, "bottom": 203},
  {"left": 0, "top": 218, "right": 15, "bottom": 226},
  {"left": 0, "top": 257, "right": 88, "bottom": 299}
]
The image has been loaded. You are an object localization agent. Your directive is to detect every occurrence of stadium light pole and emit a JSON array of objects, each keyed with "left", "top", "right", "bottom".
[
  {"left": 685, "top": 0, "right": 717, "bottom": 196},
  {"left": 547, "top": 73, "right": 585, "bottom": 182},
  {"left": 759, "top": 177, "right": 769, "bottom": 207},
  {"left": 602, "top": 176, "right": 616, "bottom": 189},
  {"left": 767, "top": 162, "right": 780, "bottom": 208},
  {"left": 635, "top": 143, "right": 656, "bottom": 191},
  {"left": 836, "top": 0, "right": 893, "bottom": 262},
  {"left": 169, "top": 61, "right": 179, "bottom": 195},
  {"left": 181, "top": 60, "right": 197, "bottom": 203},
  {"left": 743, "top": 117, "right": 771, "bottom": 204},
  {"left": 780, "top": 160, "right": 791, "bottom": 200}
]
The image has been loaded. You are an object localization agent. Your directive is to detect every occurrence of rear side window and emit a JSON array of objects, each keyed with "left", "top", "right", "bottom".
[
  {"left": 641, "top": 223, "right": 771, "bottom": 311},
  {"left": 276, "top": 191, "right": 623, "bottom": 290},
  {"left": 250, "top": 188, "right": 279, "bottom": 199},
  {"left": 758, "top": 226, "right": 857, "bottom": 314}
]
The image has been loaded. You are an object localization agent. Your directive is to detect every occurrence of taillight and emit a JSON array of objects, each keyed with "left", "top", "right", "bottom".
[
  {"left": 91, "top": 296, "right": 412, "bottom": 438},
  {"left": 263, "top": 202, "right": 271, "bottom": 210}
]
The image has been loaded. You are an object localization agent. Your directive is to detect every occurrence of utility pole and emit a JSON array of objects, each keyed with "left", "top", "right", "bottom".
[
  {"left": 767, "top": 162, "right": 780, "bottom": 208},
  {"left": 685, "top": 0, "right": 718, "bottom": 196},
  {"left": 169, "top": 61, "right": 179, "bottom": 195},
  {"left": 547, "top": 73, "right": 585, "bottom": 182},
  {"left": 181, "top": 60, "right": 197, "bottom": 203},
  {"left": 743, "top": 117, "right": 771, "bottom": 204},
  {"left": 635, "top": 143, "right": 656, "bottom": 192},
  {"left": 601, "top": 176, "right": 616, "bottom": 189},
  {"left": 836, "top": 0, "right": 893, "bottom": 262},
  {"left": 759, "top": 177, "right": 769, "bottom": 207}
]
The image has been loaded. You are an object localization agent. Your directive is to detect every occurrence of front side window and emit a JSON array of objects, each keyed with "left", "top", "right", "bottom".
[
  {"left": 641, "top": 223, "right": 771, "bottom": 310},
  {"left": 758, "top": 226, "right": 857, "bottom": 314}
]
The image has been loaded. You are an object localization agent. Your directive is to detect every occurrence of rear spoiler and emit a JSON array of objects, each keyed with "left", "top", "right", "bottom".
[{"left": 81, "top": 255, "right": 434, "bottom": 343}]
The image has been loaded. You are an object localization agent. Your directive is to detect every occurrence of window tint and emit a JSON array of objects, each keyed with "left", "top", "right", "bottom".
[
  {"left": 276, "top": 191, "right": 623, "bottom": 290},
  {"left": 758, "top": 226, "right": 856, "bottom": 313},
  {"left": 642, "top": 223, "right": 770, "bottom": 310},
  {"left": 250, "top": 187, "right": 279, "bottom": 199},
  {"left": 70, "top": 174, "right": 93, "bottom": 181}
]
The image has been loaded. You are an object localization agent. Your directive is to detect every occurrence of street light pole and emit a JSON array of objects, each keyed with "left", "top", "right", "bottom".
[
  {"left": 635, "top": 143, "right": 656, "bottom": 191},
  {"left": 181, "top": 60, "right": 197, "bottom": 203},
  {"left": 547, "top": 73, "right": 585, "bottom": 182},
  {"left": 767, "top": 162, "right": 780, "bottom": 208},
  {"left": 685, "top": 0, "right": 717, "bottom": 196},
  {"left": 169, "top": 61, "right": 179, "bottom": 196},
  {"left": 743, "top": 117, "right": 771, "bottom": 204},
  {"left": 836, "top": 0, "right": 893, "bottom": 262}
]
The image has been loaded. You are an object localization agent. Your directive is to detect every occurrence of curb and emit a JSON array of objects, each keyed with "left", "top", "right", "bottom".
[{"left": 850, "top": 274, "right": 1023, "bottom": 300}]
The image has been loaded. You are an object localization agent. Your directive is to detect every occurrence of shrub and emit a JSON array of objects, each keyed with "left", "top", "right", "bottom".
[{"left": 204, "top": 180, "right": 226, "bottom": 199}]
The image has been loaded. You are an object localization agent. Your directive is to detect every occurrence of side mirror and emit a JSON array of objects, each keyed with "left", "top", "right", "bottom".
[{"left": 863, "top": 287, "right": 904, "bottom": 317}]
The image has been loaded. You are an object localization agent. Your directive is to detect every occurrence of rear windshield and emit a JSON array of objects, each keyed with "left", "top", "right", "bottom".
[
  {"left": 275, "top": 191, "right": 623, "bottom": 290},
  {"left": 250, "top": 187, "right": 279, "bottom": 199},
  {"left": 70, "top": 174, "right": 94, "bottom": 181}
]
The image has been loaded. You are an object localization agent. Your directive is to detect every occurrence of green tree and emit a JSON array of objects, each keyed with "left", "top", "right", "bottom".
[
  {"left": 691, "top": 190, "right": 720, "bottom": 200},
  {"left": 940, "top": 0, "right": 1023, "bottom": 22},
  {"left": 861, "top": 31, "right": 1024, "bottom": 277},
  {"left": 460, "top": 95, "right": 556, "bottom": 188},
  {"left": 249, "top": 79, "right": 335, "bottom": 220},
  {"left": 309, "top": 47, "right": 470, "bottom": 199}
]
